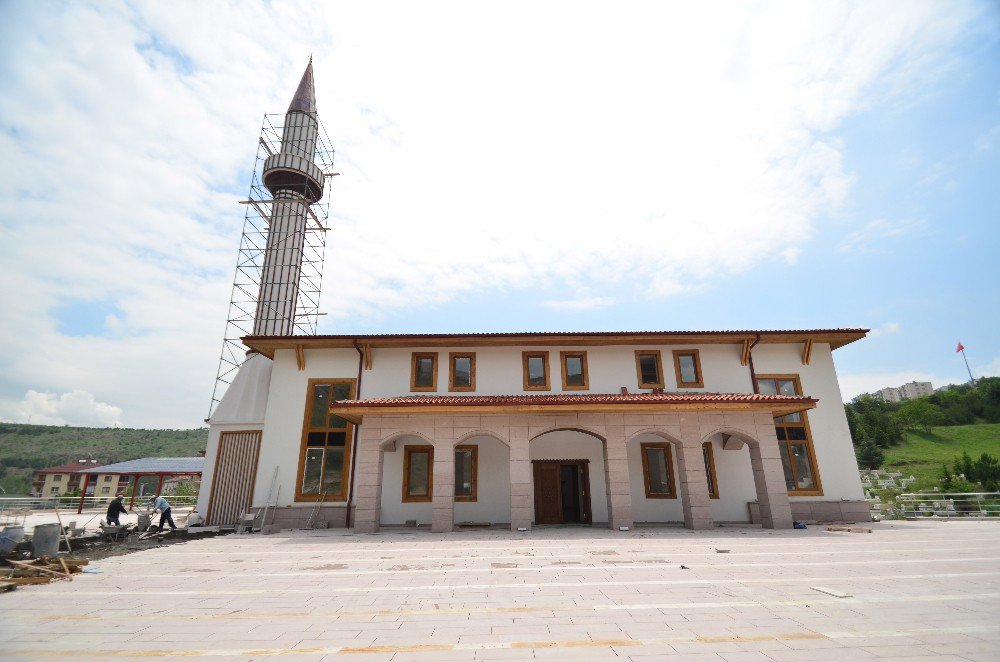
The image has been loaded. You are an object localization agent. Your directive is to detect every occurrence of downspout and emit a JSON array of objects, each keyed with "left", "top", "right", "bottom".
[
  {"left": 747, "top": 334, "right": 761, "bottom": 393},
  {"left": 345, "top": 339, "right": 364, "bottom": 529}
]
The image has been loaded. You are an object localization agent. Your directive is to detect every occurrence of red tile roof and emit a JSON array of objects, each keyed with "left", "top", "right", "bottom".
[
  {"left": 336, "top": 392, "right": 816, "bottom": 408},
  {"left": 36, "top": 461, "right": 103, "bottom": 474}
]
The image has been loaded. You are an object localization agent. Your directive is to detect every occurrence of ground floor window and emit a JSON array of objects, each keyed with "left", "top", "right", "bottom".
[
  {"left": 454, "top": 445, "right": 477, "bottom": 501},
  {"left": 640, "top": 442, "right": 676, "bottom": 498},
  {"left": 298, "top": 378, "right": 356, "bottom": 501},
  {"left": 702, "top": 442, "right": 719, "bottom": 499},
  {"left": 101, "top": 486, "right": 111, "bottom": 495},
  {"left": 403, "top": 445, "right": 434, "bottom": 502},
  {"left": 756, "top": 374, "right": 823, "bottom": 495}
]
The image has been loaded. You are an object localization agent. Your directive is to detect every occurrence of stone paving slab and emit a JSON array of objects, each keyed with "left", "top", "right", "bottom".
[{"left": 0, "top": 521, "right": 998, "bottom": 660}]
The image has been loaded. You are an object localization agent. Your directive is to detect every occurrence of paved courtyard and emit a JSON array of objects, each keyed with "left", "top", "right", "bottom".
[{"left": 1, "top": 520, "right": 998, "bottom": 661}]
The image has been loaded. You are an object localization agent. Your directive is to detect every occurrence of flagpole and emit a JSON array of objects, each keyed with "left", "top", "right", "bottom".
[{"left": 960, "top": 346, "right": 976, "bottom": 387}]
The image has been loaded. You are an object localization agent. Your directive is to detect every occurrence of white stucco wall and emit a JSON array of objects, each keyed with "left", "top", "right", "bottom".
[
  {"left": 529, "top": 430, "right": 608, "bottom": 525},
  {"left": 752, "top": 343, "right": 864, "bottom": 501}
]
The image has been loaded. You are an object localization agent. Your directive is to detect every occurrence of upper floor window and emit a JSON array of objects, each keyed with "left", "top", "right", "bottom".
[
  {"left": 104, "top": 476, "right": 113, "bottom": 482},
  {"left": 448, "top": 352, "right": 476, "bottom": 392},
  {"left": 298, "top": 378, "right": 355, "bottom": 501},
  {"left": 52, "top": 474, "right": 62, "bottom": 481},
  {"left": 560, "top": 351, "right": 589, "bottom": 390},
  {"left": 634, "top": 350, "right": 664, "bottom": 389},
  {"left": 522, "top": 351, "right": 550, "bottom": 390},
  {"left": 756, "top": 374, "right": 823, "bottom": 496},
  {"left": 410, "top": 353, "right": 438, "bottom": 391},
  {"left": 672, "top": 350, "right": 704, "bottom": 388}
]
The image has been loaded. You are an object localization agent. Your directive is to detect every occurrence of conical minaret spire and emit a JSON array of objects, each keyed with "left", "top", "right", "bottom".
[
  {"left": 253, "top": 59, "right": 326, "bottom": 336},
  {"left": 288, "top": 57, "right": 316, "bottom": 115}
]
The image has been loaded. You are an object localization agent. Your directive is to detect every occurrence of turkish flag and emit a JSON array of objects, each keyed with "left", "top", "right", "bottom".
[{"left": 957, "top": 342, "right": 965, "bottom": 352}]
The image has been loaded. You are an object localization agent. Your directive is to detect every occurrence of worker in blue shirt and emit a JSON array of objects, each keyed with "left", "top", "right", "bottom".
[{"left": 147, "top": 494, "right": 177, "bottom": 532}]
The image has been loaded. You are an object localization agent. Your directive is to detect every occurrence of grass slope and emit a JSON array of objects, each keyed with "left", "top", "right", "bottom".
[
  {"left": 0, "top": 423, "right": 207, "bottom": 495},
  {"left": 882, "top": 423, "right": 1000, "bottom": 489}
]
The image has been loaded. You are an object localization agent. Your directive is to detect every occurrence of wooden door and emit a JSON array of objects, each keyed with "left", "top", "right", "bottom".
[
  {"left": 207, "top": 430, "right": 262, "bottom": 526},
  {"left": 533, "top": 463, "right": 563, "bottom": 524}
]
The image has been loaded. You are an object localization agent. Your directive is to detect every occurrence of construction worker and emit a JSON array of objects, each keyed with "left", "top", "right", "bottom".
[
  {"left": 146, "top": 494, "right": 177, "bottom": 532},
  {"left": 106, "top": 495, "right": 128, "bottom": 526}
]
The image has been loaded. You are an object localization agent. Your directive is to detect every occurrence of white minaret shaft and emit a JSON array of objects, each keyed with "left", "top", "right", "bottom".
[{"left": 254, "top": 60, "right": 325, "bottom": 336}]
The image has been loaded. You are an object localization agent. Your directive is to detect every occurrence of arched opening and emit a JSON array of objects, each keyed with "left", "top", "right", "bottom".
[
  {"left": 700, "top": 430, "right": 756, "bottom": 523},
  {"left": 453, "top": 433, "right": 511, "bottom": 527},
  {"left": 529, "top": 428, "right": 607, "bottom": 525},
  {"left": 626, "top": 432, "right": 684, "bottom": 525},
  {"left": 378, "top": 433, "right": 434, "bottom": 526}
]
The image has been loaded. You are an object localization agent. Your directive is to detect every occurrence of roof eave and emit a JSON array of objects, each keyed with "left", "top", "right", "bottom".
[
  {"left": 332, "top": 399, "right": 816, "bottom": 425},
  {"left": 243, "top": 329, "right": 868, "bottom": 358}
]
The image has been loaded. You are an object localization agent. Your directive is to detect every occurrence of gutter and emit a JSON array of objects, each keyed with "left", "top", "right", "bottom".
[
  {"left": 747, "top": 334, "right": 761, "bottom": 393},
  {"left": 344, "top": 339, "right": 364, "bottom": 529}
]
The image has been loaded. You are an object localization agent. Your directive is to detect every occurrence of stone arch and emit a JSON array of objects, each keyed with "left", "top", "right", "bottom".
[
  {"left": 528, "top": 425, "right": 607, "bottom": 444},
  {"left": 378, "top": 430, "right": 434, "bottom": 451},
  {"left": 453, "top": 429, "right": 510, "bottom": 448},
  {"left": 699, "top": 426, "right": 758, "bottom": 447}
]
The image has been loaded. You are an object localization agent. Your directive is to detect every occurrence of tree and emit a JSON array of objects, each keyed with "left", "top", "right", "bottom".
[
  {"left": 855, "top": 440, "right": 884, "bottom": 470},
  {"left": 971, "top": 453, "right": 1000, "bottom": 491},
  {"left": 895, "top": 399, "right": 945, "bottom": 434}
]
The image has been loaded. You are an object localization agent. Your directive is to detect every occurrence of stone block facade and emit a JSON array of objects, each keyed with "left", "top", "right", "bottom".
[{"left": 353, "top": 409, "right": 794, "bottom": 533}]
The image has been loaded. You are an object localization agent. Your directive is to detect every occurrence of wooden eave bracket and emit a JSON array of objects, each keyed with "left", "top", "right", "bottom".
[
  {"left": 802, "top": 338, "right": 813, "bottom": 365},
  {"left": 740, "top": 339, "right": 752, "bottom": 366},
  {"left": 362, "top": 343, "right": 373, "bottom": 370},
  {"left": 294, "top": 344, "right": 305, "bottom": 371}
]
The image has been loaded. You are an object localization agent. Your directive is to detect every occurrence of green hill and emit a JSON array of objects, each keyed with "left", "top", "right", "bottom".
[
  {"left": 882, "top": 423, "right": 1000, "bottom": 489},
  {"left": 0, "top": 423, "right": 207, "bottom": 495}
]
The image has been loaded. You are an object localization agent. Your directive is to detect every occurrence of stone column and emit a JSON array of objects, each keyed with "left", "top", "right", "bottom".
[
  {"left": 431, "top": 439, "right": 455, "bottom": 533},
  {"left": 352, "top": 422, "right": 384, "bottom": 534},
  {"left": 678, "top": 416, "right": 715, "bottom": 530},
  {"left": 508, "top": 424, "right": 532, "bottom": 531},
  {"left": 750, "top": 414, "right": 793, "bottom": 529},
  {"left": 603, "top": 425, "right": 633, "bottom": 530}
]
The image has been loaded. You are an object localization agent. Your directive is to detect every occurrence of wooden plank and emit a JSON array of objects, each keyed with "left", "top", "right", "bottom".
[{"left": 6, "top": 559, "right": 71, "bottom": 580}]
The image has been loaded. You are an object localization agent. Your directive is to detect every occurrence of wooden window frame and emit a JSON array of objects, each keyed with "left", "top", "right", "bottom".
[
  {"left": 522, "top": 351, "right": 551, "bottom": 391},
  {"left": 755, "top": 374, "right": 824, "bottom": 497},
  {"left": 454, "top": 444, "right": 478, "bottom": 502},
  {"left": 702, "top": 441, "right": 719, "bottom": 499},
  {"left": 448, "top": 352, "right": 476, "bottom": 392},
  {"left": 410, "top": 352, "right": 438, "bottom": 392},
  {"left": 639, "top": 442, "right": 676, "bottom": 499},
  {"left": 559, "top": 351, "right": 589, "bottom": 391},
  {"left": 295, "top": 378, "right": 357, "bottom": 503},
  {"left": 634, "top": 350, "right": 664, "bottom": 389},
  {"left": 672, "top": 349, "right": 704, "bottom": 388},
  {"left": 402, "top": 445, "right": 434, "bottom": 503}
]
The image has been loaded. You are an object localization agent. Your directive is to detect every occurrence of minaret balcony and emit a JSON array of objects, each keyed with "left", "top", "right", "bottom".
[{"left": 262, "top": 152, "right": 325, "bottom": 203}]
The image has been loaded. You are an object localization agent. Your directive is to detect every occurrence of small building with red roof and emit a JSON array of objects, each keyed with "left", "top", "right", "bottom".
[{"left": 31, "top": 459, "right": 102, "bottom": 497}]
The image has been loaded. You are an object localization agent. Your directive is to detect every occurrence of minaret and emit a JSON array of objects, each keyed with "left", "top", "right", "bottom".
[{"left": 254, "top": 58, "right": 325, "bottom": 336}]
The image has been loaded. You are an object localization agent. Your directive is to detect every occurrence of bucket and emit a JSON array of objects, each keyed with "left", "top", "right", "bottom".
[
  {"left": 0, "top": 526, "right": 24, "bottom": 554},
  {"left": 31, "top": 523, "right": 60, "bottom": 558}
]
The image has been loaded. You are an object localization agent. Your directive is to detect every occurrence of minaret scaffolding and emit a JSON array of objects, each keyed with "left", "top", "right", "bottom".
[{"left": 207, "top": 109, "right": 336, "bottom": 419}]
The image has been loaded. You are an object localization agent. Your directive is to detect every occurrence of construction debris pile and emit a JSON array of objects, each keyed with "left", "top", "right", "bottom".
[{"left": 1, "top": 556, "right": 87, "bottom": 589}]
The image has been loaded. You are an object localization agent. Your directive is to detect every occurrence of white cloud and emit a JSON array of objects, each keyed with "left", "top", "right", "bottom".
[
  {"left": 839, "top": 218, "right": 927, "bottom": 253},
  {"left": 542, "top": 297, "right": 616, "bottom": 312},
  {"left": 0, "top": 2, "right": 981, "bottom": 426},
  {"left": 974, "top": 124, "right": 1000, "bottom": 152},
  {"left": 1, "top": 390, "right": 124, "bottom": 427},
  {"left": 868, "top": 322, "right": 902, "bottom": 338}
]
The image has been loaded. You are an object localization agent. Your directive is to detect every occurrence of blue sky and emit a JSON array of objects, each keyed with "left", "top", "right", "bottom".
[{"left": 0, "top": 1, "right": 998, "bottom": 427}]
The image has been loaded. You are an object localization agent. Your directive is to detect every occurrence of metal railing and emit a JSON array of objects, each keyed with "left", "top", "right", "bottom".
[
  {"left": 0, "top": 495, "right": 197, "bottom": 523},
  {"left": 897, "top": 492, "right": 1000, "bottom": 519}
]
